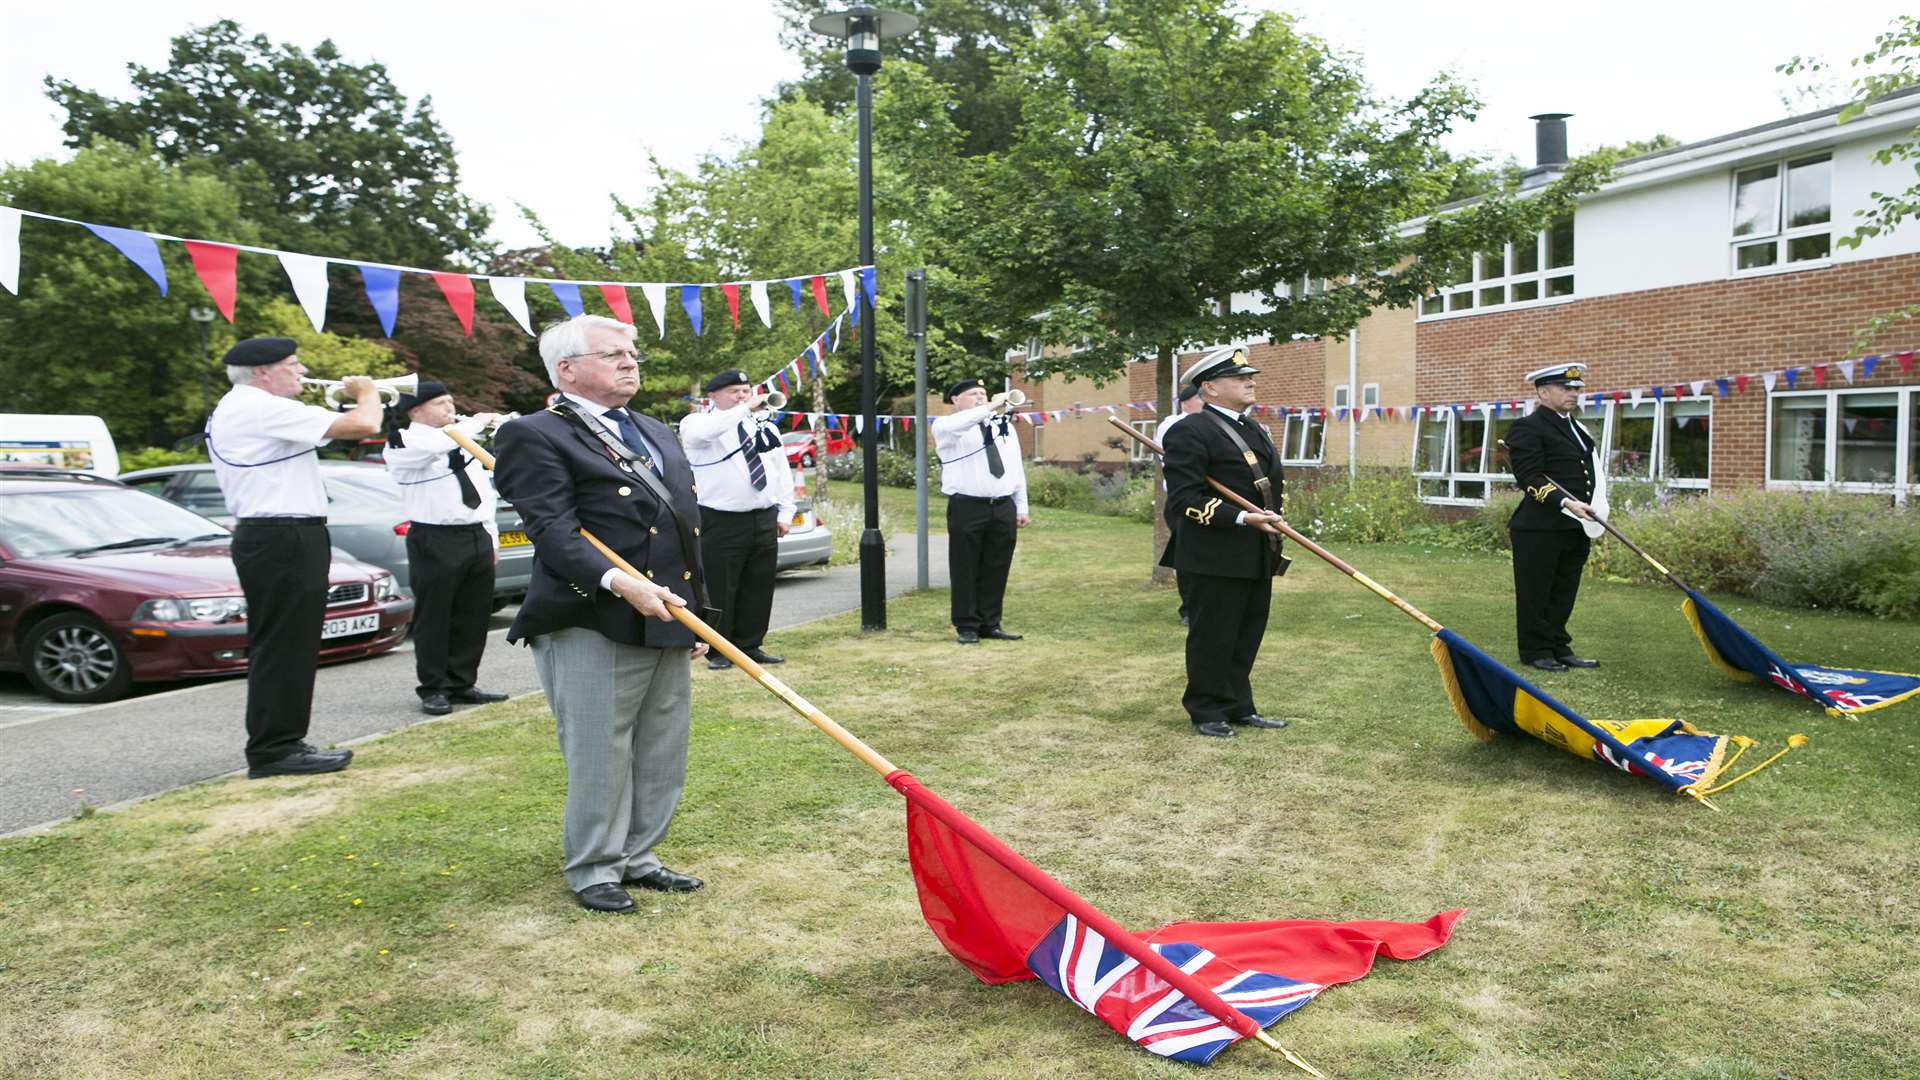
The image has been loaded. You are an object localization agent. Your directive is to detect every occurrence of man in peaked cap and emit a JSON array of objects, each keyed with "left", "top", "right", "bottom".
[
  {"left": 207, "top": 337, "right": 384, "bottom": 777},
  {"left": 679, "top": 369, "right": 796, "bottom": 670},
  {"left": 1505, "top": 362, "right": 1604, "bottom": 672},
  {"left": 1161, "top": 346, "right": 1291, "bottom": 738},
  {"left": 382, "top": 379, "right": 511, "bottom": 715},
  {"left": 932, "top": 377, "right": 1030, "bottom": 644}
]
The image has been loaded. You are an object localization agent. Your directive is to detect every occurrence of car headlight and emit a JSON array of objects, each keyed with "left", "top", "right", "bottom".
[
  {"left": 372, "top": 574, "right": 402, "bottom": 602},
  {"left": 135, "top": 596, "right": 248, "bottom": 622}
]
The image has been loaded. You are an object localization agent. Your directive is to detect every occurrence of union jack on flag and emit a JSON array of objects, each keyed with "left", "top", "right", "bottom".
[{"left": 1029, "top": 914, "right": 1325, "bottom": 1064}]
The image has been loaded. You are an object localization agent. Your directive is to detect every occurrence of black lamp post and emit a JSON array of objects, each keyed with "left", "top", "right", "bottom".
[
  {"left": 187, "top": 305, "right": 217, "bottom": 419},
  {"left": 810, "top": 4, "right": 918, "bottom": 632}
]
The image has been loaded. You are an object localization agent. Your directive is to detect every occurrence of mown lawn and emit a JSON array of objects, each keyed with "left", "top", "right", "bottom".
[{"left": 3, "top": 489, "right": 1916, "bottom": 1079}]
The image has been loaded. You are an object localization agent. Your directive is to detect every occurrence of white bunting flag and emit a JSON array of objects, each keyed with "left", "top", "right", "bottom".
[
  {"left": 838, "top": 269, "right": 857, "bottom": 313},
  {"left": 487, "top": 277, "right": 533, "bottom": 335},
  {"left": 853, "top": 414, "right": 864, "bottom": 434},
  {"left": 639, "top": 283, "right": 668, "bottom": 339},
  {"left": 1629, "top": 388, "right": 1643, "bottom": 408},
  {"left": 1763, "top": 371, "right": 1778, "bottom": 392},
  {"left": 749, "top": 280, "right": 772, "bottom": 328},
  {"left": 0, "top": 206, "right": 20, "bottom": 294},
  {"left": 1691, "top": 380, "right": 1706, "bottom": 397},
  {"left": 277, "top": 252, "right": 331, "bottom": 332},
  {"left": 1837, "top": 360, "right": 1855, "bottom": 384}
]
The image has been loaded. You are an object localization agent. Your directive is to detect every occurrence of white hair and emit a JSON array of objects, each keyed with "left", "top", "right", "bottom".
[
  {"left": 538, "top": 315, "right": 637, "bottom": 386},
  {"left": 225, "top": 365, "right": 259, "bottom": 386}
]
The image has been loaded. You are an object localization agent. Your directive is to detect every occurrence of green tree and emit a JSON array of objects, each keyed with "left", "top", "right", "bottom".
[
  {"left": 1782, "top": 15, "right": 1920, "bottom": 357},
  {"left": 0, "top": 141, "right": 265, "bottom": 445},
  {"left": 252, "top": 298, "right": 400, "bottom": 382},
  {"left": 45, "top": 19, "right": 492, "bottom": 267}
]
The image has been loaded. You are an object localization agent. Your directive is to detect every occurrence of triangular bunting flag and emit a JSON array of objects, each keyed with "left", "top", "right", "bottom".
[
  {"left": 488, "top": 277, "right": 533, "bottom": 335},
  {"left": 183, "top": 241, "right": 238, "bottom": 322},
  {"left": 1836, "top": 360, "right": 1854, "bottom": 384},
  {"left": 1783, "top": 369, "right": 1799, "bottom": 388},
  {"left": 1737, "top": 374, "right": 1751, "bottom": 394},
  {"left": 600, "top": 284, "right": 633, "bottom": 325},
  {"left": 720, "top": 283, "right": 740, "bottom": 328},
  {"left": 809, "top": 274, "right": 830, "bottom": 316},
  {"left": 279, "top": 252, "right": 330, "bottom": 332},
  {"left": 432, "top": 273, "right": 476, "bottom": 335},
  {"left": 640, "top": 283, "right": 668, "bottom": 339},
  {"left": 839, "top": 268, "right": 857, "bottom": 315},
  {"left": 860, "top": 265, "right": 877, "bottom": 309},
  {"left": 1900, "top": 352, "right": 1915, "bottom": 374},
  {"left": 680, "top": 284, "right": 703, "bottom": 337},
  {"left": 1762, "top": 371, "right": 1777, "bottom": 392},
  {"left": 786, "top": 277, "right": 805, "bottom": 311},
  {"left": 1629, "top": 388, "right": 1643, "bottom": 407},
  {"left": 749, "top": 280, "right": 771, "bottom": 327},
  {"left": 547, "top": 281, "right": 585, "bottom": 319},
  {"left": 1715, "top": 378, "right": 1729, "bottom": 397},
  {"left": 1811, "top": 364, "right": 1827, "bottom": 387},
  {"left": 0, "top": 206, "right": 20, "bottom": 294},
  {"left": 360, "top": 265, "right": 402, "bottom": 337},
  {"left": 1862, "top": 355, "right": 1880, "bottom": 379},
  {"left": 1690, "top": 380, "right": 1706, "bottom": 397},
  {"left": 86, "top": 224, "right": 167, "bottom": 295}
]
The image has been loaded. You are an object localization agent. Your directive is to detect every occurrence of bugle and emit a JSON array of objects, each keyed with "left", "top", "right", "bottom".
[
  {"left": 989, "top": 387, "right": 1027, "bottom": 413},
  {"left": 749, "top": 390, "right": 788, "bottom": 412},
  {"left": 300, "top": 373, "right": 418, "bottom": 408}
]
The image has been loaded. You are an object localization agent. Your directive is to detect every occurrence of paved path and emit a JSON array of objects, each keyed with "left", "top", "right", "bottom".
[{"left": 0, "top": 535, "right": 948, "bottom": 835}]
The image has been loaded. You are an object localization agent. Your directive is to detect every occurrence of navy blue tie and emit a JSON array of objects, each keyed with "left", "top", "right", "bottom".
[
  {"left": 737, "top": 422, "right": 767, "bottom": 490},
  {"left": 607, "top": 409, "right": 660, "bottom": 475}
]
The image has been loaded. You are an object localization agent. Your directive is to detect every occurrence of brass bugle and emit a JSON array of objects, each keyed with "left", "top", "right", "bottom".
[
  {"left": 300, "top": 373, "right": 418, "bottom": 408},
  {"left": 750, "top": 389, "right": 788, "bottom": 412},
  {"left": 989, "top": 387, "right": 1027, "bottom": 413}
]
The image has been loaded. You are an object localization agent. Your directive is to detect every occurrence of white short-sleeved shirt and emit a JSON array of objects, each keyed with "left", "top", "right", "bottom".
[
  {"left": 679, "top": 402, "right": 797, "bottom": 519},
  {"left": 382, "top": 418, "right": 499, "bottom": 539},
  {"left": 932, "top": 403, "right": 1028, "bottom": 513},
  {"left": 207, "top": 384, "right": 337, "bottom": 517}
]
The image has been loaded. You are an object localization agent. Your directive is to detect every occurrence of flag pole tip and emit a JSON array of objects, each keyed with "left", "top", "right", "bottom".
[{"left": 1251, "top": 1031, "right": 1328, "bottom": 1078}]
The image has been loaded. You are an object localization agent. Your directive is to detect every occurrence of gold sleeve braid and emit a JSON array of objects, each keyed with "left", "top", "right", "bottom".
[{"left": 1184, "top": 496, "right": 1222, "bottom": 525}]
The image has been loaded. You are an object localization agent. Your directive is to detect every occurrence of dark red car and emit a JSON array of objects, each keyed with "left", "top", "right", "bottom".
[{"left": 0, "top": 469, "right": 413, "bottom": 703}]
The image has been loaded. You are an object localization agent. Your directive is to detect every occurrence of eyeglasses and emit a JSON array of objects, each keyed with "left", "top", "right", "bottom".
[{"left": 565, "top": 348, "right": 642, "bottom": 364}]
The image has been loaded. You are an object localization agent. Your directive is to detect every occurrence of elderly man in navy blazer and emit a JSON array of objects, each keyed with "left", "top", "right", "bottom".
[{"left": 493, "top": 314, "right": 712, "bottom": 914}]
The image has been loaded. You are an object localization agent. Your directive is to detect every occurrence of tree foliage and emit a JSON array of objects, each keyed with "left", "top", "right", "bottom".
[{"left": 45, "top": 19, "right": 493, "bottom": 267}]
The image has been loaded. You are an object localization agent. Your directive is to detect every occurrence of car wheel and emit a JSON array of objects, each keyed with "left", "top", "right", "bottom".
[
  {"left": 24, "top": 613, "right": 134, "bottom": 703},
  {"left": 803, "top": 452, "right": 815, "bottom": 467}
]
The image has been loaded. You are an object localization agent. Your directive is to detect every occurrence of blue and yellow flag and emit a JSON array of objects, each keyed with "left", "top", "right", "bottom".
[
  {"left": 1682, "top": 589, "right": 1920, "bottom": 717},
  {"left": 1430, "top": 628, "right": 1755, "bottom": 798}
]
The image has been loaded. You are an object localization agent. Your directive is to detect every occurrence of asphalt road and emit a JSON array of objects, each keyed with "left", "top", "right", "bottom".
[{"left": 0, "top": 536, "right": 949, "bottom": 835}]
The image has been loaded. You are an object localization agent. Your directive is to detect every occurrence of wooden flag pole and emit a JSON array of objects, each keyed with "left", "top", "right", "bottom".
[
  {"left": 1497, "top": 441, "right": 1694, "bottom": 595},
  {"left": 444, "top": 425, "right": 898, "bottom": 778},
  {"left": 1110, "top": 416, "right": 1443, "bottom": 633}
]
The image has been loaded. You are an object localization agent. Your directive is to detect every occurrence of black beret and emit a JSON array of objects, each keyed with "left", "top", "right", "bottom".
[
  {"left": 1177, "top": 385, "right": 1200, "bottom": 403},
  {"left": 944, "top": 378, "right": 982, "bottom": 403},
  {"left": 703, "top": 369, "right": 750, "bottom": 393},
  {"left": 221, "top": 337, "right": 298, "bottom": 367},
  {"left": 398, "top": 380, "right": 451, "bottom": 413}
]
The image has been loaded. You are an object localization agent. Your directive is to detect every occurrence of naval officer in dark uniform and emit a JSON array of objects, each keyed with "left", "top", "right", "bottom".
[
  {"left": 1161, "top": 346, "right": 1291, "bottom": 738},
  {"left": 1505, "top": 362, "right": 1603, "bottom": 672}
]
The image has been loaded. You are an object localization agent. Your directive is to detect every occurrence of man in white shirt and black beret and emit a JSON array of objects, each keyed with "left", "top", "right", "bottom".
[
  {"left": 678, "top": 369, "right": 796, "bottom": 671},
  {"left": 207, "top": 337, "right": 383, "bottom": 777},
  {"left": 932, "top": 378, "right": 1030, "bottom": 645},
  {"left": 382, "top": 380, "right": 511, "bottom": 715}
]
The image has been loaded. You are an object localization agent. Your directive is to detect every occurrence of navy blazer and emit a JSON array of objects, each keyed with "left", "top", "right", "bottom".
[
  {"left": 493, "top": 406, "right": 705, "bottom": 648},
  {"left": 1162, "top": 408, "right": 1287, "bottom": 579},
  {"left": 1506, "top": 405, "right": 1597, "bottom": 532}
]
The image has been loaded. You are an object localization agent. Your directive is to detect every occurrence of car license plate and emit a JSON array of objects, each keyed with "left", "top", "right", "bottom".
[
  {"left": 498, "top": 530, "right": 530, "bottom": 547},
  {"left": 322, "top": 614, "right": 381, "bottom": 640}
]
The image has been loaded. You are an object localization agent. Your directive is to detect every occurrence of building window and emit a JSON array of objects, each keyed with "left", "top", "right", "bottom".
[
  {"left": 1333, "top": 384, "right": 1351, "bottom": 409},
  {"left": 1279, "top": 410, "right": 1325, "bottom": 465},
  {"left": 1414, "top": 397, "right": 1712, "bottom": 505},
  {"left": 1129, "top": 419, "right": 1157, "bottom": 462},
  {"left": 1768, "top": 388, "right": 1916, "bottom": 497},
  {"left": 1411, "top": 405, "right": 1508, "bottom": 504},
  {"left": 1419, "top": 216, "right": 1574, "bottom": 319},
  {"left": 1731, "top": 154, "right": 1831, "bottom": 274},
  {"left": 1361, "top": 383, "right": 1380, "bottom": 408}
]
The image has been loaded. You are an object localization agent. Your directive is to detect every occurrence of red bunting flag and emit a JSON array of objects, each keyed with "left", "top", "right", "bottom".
[
  {"left": 809, "top": 274, "right": 830, "bottom": 316},
  {"left": 183, "top": 241, "right": 238, "bottom": 322},
  {"left": 1812, "top": 364, "right": 1828, "bottom": 387},
  {"left": 1899, "top": 351, "right": 1915, "bottom": 374},
  {"left": 431, "top": 272, "right": 476, "bottom": 336},
  {"left": 720, "top": 283, "right": 741, "bottom": 328},
  {"left": 599, "top": 284, "right": 634, "bottom": 325},
  {"left": 1736, "top": 374, "right": 1750, "bottom": 394},
  {"left": 1673, "top": 384, "right": 1687, "bottom": 401}
]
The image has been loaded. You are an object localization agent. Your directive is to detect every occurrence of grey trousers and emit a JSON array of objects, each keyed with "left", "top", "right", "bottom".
[{"left": 530, "top": 627, "right": 692, "bottom": 891}]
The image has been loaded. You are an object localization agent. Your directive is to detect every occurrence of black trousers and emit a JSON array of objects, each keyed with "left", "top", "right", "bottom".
[
  {"left": 699, "top": 506, "right": 779, "bottom": 651},
  {"left": 231, "top": 520, "right": 330, "bottom": 767},
  {"left": 946, "top": 494, "right": 1018, "bottom": 632},
  {"left": 1511, "top": 528, "right": 1591, "bottom": 662},
  {"left": 1182, "top": 572, "right": 1272, "bottom": 727},
  {"left": 1176, "top": 570, "right": 1193, "bottom": 621},
  {"left": 406, "top": 522, "right": 496, "bottom": 698}
]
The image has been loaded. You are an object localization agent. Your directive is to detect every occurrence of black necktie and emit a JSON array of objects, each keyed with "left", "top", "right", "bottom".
[
  {"left": 737, "top": 421, "right": 767, "bottom": 490},
  {"left": 607, "top": 408, "right": 660, "bottom": 475},
  {"left": 979, "top": 422, "right": 1005, "bottom": 478},
  {"left": 447, "top": 448, "right": 482, "bottom": 509}
]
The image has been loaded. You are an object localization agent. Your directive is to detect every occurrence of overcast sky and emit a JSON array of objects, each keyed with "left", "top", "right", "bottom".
[{"left": 1, "top": 2, "right": 1907, "bottom": 256}]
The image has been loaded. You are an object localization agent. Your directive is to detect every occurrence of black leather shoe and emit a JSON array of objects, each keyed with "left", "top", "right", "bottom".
[
  {"left": 248, "top": 746, "right": 353, "bottom": 779},
  {"left": 421, "top": 692, "right": 452, "bottom": 715},
  {"left": 450, "top": 688, "right": 509, "bottom": 703},
  {"left": 575, "top": 882, "right": 635, "bottom": 913},
  {"left": 707, "top": 655, "right": 733, "bottom": 670},
  {"left": 1526, "top": 657, "right": 1570, "bottom": 672},
  {"left": 1556, "top": 655, "right": 1600, "bottom": 669},
  {"left": 956, "top": 629, "right": 980, "bottom": 645},
  {"left": 1193, "top": 720, "right": 1236, "bottom": 738},
  {"left": 979, "top": 628, "right": 1023, "bottom": 641},
  {"left": 625, "top": 867, "right": 705, "bottom": 893},
  {"left": 741, "top": 649, "right": 784, "bottom": 665},
  {"left": 1232, "top": 714, "right": 1290, "bottom": 730}
]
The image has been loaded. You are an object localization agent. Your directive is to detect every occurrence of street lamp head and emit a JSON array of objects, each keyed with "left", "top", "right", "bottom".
[
  {"left": 809, "top": 5, "right": 918, "bottom": 76},
  {"left": 187, "top": 306, "right": 217, "bottom": 324}
]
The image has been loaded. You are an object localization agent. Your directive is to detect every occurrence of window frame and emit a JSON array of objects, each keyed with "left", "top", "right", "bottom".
[
  {"left": 1765, "top": 386, "right": 1915, "bottom": 500},
  {"left": 1728, "top": 153, "right": 1833, "bottom": 278},
  {"left": 1412, "top": 396, "right": 1715, "bottom": 506},
  {"left": 1418, "top": 216, "right": 1576, "bottom": 321},
  {"left": 1278, "top": 409, "right": 1325, "bottom": 466}
]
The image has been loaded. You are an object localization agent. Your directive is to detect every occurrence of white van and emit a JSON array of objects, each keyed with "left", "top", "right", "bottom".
[{"left": 0, "top": 414, "right": 121, "bottom": 477}]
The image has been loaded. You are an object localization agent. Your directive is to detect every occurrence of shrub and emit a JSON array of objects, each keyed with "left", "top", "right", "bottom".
[
  {"left": 825, "top": 448, "right": 923, "bottom": 489},
  {"left": 1285, "top": 468, "right": 1429, "bottom": 544},
  {"left": 1023, "top": 464, "right": 1097, "bottom": 512},
  {"left": 119, "top": 445, "right": 209, "bottom": 472}
]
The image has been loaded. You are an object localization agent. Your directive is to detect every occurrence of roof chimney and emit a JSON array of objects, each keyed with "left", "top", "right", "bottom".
[{"left": 1521, "top": 112, "right": 1571, "bottom": 189}]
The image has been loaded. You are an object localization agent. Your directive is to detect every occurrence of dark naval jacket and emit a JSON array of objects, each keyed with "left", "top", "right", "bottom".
[
  {"left": 1161, "top": 406, "right": 1287, "bottom": 579},
  {"left": 1505, "top": 404, "right": 1598, "bottom": 532},
  {"left": 493, "top": 405, "right": 705, "bottom": 648}
]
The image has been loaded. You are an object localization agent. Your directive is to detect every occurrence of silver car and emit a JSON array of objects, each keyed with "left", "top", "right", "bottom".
[{"left": 120, "top": 461, "right": 535, "bottom": 607}]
